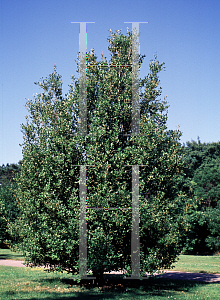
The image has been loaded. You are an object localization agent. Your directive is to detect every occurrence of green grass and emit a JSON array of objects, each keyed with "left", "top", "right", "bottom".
[
  {"left": 0, "top": 265, "right": 219, "bottom": 299},
  {"left": 1, "top": 248, "right": 219, "bottom": 274},
  {"left": 0, "top": 248, "right": 24, "bottom": 260},
  {"left": 0, "top": 249, "right": 219, "bottom": 299},
  {"left": 171, "top": 255, "right": 220, "bottom": 274}
]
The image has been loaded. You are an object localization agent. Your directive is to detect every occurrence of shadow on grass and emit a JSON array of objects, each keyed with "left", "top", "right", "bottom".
[
  {"left": 0, "top": 253, "right": 25, "bottom": 261},
  {"left": 157, "top": 271, "right": 220, "bottom": 282},
  {"left": 4, "top": 274, "right": 215, "bottom": 300},
  {"left": 0, "top": 253, "right": 23, "bottom": 260},
  {"left": 0, "top": 248, "right": 24, "bottom": 260}
]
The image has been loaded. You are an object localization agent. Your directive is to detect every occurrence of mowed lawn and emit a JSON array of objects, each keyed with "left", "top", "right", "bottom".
[
  {"left": 172, "top": 254, "right": 220, "bottom": 274},
  {"left": 0, "top": 248, "right": 220, "bottom": 299},
  {"left": 0, "top": 248, "right": 25, "bottom": 261}
]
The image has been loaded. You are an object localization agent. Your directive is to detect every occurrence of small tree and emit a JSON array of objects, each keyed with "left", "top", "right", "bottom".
[{"left": 13, "top": 30, "right": 194, "bottom": 279}]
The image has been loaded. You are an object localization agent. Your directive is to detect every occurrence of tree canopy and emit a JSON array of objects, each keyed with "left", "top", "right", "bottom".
[
  {"left": 12, "top": 30, "right": 195, "bottom": 279},
  {"left": 182, "top": 140, "right": 220, "bottom": 254}
]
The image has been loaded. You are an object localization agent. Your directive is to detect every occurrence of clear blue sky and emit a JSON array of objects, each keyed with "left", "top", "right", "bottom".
[{"left": 1, "top": 0, "right": 220, "bottom": 165}]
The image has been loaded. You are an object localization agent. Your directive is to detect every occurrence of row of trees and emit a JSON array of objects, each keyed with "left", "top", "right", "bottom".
[
  {"left": 0, "top": 30, "right": 219, "bottom": 279},
  {"left": 182, "top": 140, "right": 220, "bottom": 254}
]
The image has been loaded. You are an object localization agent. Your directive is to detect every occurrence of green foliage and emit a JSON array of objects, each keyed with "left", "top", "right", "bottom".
[
  {"left": 0, "top": 164, "right": 20, "bottom": 247},
  {"left": 11, "top": 70, "right": 80, "bottom": 272},
  {"left": 184, "top": 139, "right": 220, "bottom": 179},
  {"left": 12, "top": 30, "right": 194, "bottom": 278},
  {"left": 0, "top": 163, "right": 21, "bottom": 185},
  {"left": 183, "top": 140, "right": 220, "bottom": 254},
  {"left": 205, "top": 201, "right": 220, "bottom": 251},
  {"left": 193, "top": 158, "right": 220, "bottom": 208}
]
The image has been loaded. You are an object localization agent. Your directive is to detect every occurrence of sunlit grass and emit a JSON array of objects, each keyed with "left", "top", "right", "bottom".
[
  {"left": 1, "top": 248, "right": 220, "bottom": 299},
  {"left": 0, "top": 265, "right": 219, "bottom": 299},
  {"left": 172, "top": 255, "right": 220, "bottom": 274},
  {"left": 0, "top": 265, "right": 81, "bottom": 299}
]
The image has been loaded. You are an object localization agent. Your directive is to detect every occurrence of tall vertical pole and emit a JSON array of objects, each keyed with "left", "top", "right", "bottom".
[
  {"left": 124, "top": 22, "right": 148, "bottom": 278},
  {"left": 71, "top": 22, "right": 95, "bottom": 136},
  {"left": 131, "top": 22, "right": 140, "bottom": 136},
  {"left": 79, "top": 165, "right": 87, "bottom": 278},
  {"left": 78, "top": 22, "right": 87, "bottom": 136},
  {"left": 71, "top": 21, "right": 95, "bottom": 279},
  {"left": 131, "top": 165, "right": 140, "bottom": 278}
]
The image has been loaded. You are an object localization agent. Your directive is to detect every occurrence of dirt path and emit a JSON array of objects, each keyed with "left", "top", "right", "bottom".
[
  {"left": 0, "top": 259, "right": 25, "bottom": 267},
  {"left": 1, "top": 259, "right": 220, "bottom": 283}
]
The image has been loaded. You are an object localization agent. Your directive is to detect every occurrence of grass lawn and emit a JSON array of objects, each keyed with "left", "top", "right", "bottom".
[
  {"left": 0, "top": 248, "right": 24, "bottom": 260},
  {"left": 172, "top": 254, "right": 220, "bottom": 274},
  {"left": 0, "top": 248, "right": 219, "bottom": 299},
  {"left": 1, "top": 248, "right": 219, "bottom": 274},
  {"left": 0, "top": 265, "right": 219, "bottom": 299}
]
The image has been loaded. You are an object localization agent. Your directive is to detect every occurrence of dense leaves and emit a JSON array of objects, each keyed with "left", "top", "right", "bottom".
[
  {"left": 183, "top": 140, "right": 220, "bottom": 254},
  {"left": 12, "top": 30, "right": 195, "bottom": 278},
  {"left": 0, "top": 164, "right": 20, "bottom": 246},
  {"left": 205, "top": 201, "right": 220, "bottom": 251}
]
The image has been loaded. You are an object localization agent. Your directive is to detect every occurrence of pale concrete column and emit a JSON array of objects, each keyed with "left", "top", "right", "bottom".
[
  {"left": 79, "top": 165, "right": 87, "bottom": 278},
  {"left": 124, "top": 22, "right": 148, "bottom": 279},
  {"left": 71, "top": 22, "right": 95, "bottom": 136},
  {"left": 131, "top": 165, "right": 140, "bottom": 278},
  {"left": 71, "top": 22, "right": 95, "bottom": 279}
]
